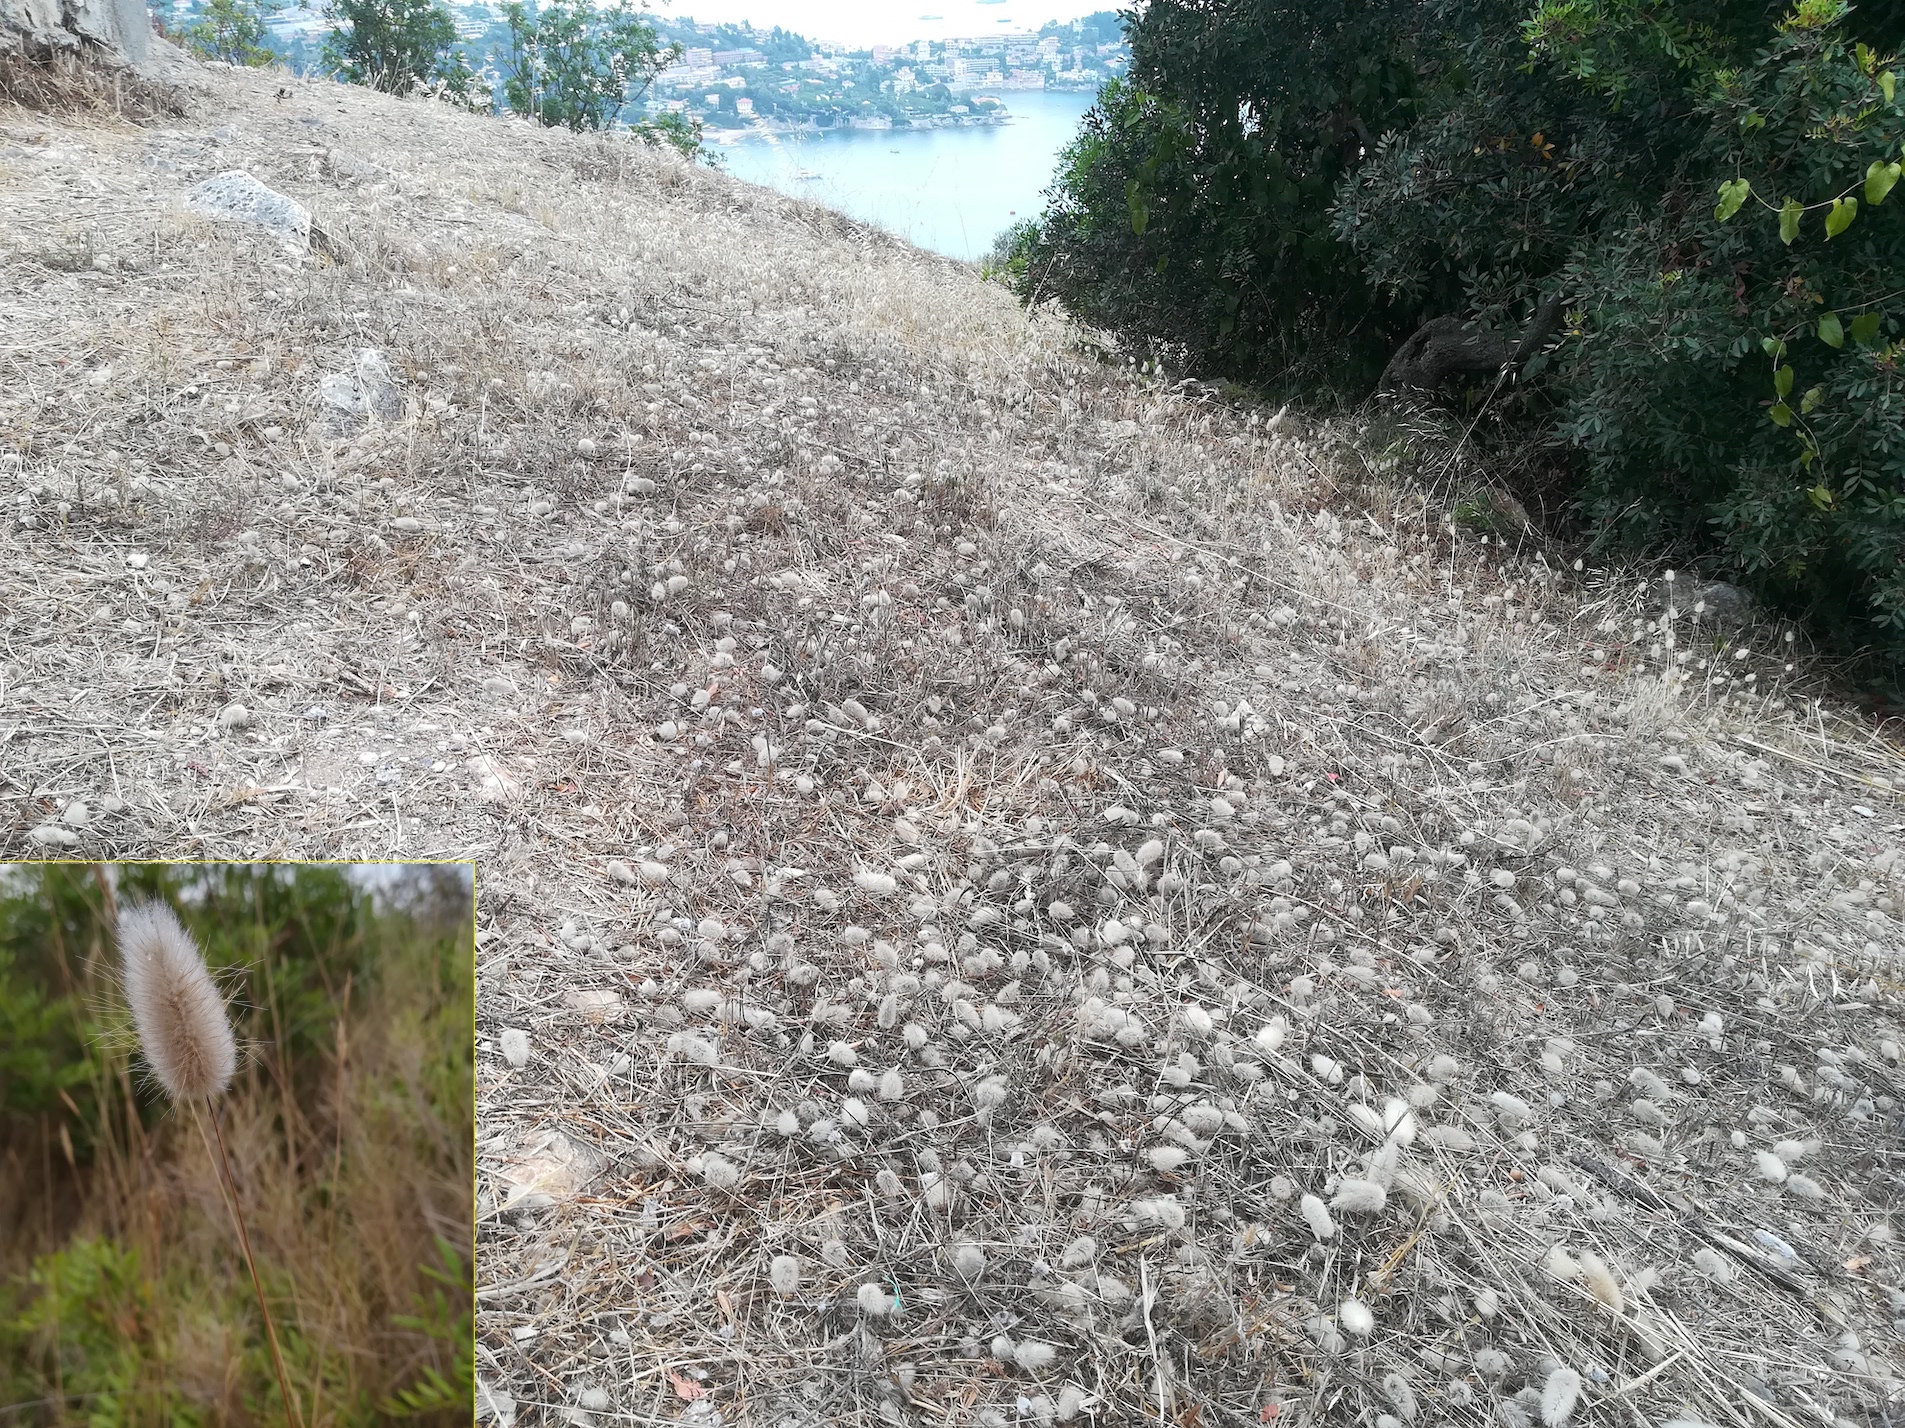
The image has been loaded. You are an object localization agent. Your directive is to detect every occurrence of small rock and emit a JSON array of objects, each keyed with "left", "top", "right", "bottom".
[
  {"left": 1655, "top": 576, "right": 1758, "bottom": 629},
  {"left": 468, "top": 755, "right": 522, "bottom": 802},
  {"left": 182, "top": 170, "right": 311, "bottom": 254},
  {"left": 1690, "top": 580, "right": 1757, "bottom": 629},
  {"left": 318, "top": 348, "right": 402, "bottom": 431}
]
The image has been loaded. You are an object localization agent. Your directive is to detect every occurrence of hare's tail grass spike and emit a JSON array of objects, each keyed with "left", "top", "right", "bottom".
[{"left": 117, "top": 899, "right": 237, "bottom": 1102}]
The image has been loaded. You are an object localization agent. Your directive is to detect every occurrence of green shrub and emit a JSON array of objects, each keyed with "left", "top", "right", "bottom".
[
  {"left": 1564, "top": 8, "right": 1905, "bottom": 652},
  {"left": 1, "top": 1238, "right": 179, "bottom": 1428},
  {"left": 636, "top": 108, "right": 719, "bottom": 167},
  {"left": 323, "top": 0, "right": 486, "bottom": 106},
  {"left": 376, "top": 1237, "right": 473, "bottom": 1418},
  {"left": 499, "top": 0, "right": 676, "bottom": 131},
  {"left": 1008, "top": 0, "right": 1905, "bottom": 683},
  {"left": 184, "top": 0, "right": 275, "bottom": 67}
]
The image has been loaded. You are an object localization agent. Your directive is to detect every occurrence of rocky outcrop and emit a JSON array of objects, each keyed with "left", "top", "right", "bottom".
[
  {"left": 1379, "top": 291, "right": 1567, "bottom": 395},
  {"left": 2, "top": 0, "right": 150, "bottom": 64}
]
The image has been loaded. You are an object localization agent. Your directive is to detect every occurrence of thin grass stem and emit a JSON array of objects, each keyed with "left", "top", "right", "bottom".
[{"left": 199, "top": 1099, "right": 304, "bottom": 1428}]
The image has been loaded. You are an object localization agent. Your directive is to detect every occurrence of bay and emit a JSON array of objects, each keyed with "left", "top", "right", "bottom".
[{"left": 709, "top": 88, "right": 1100, "bottom": 262}]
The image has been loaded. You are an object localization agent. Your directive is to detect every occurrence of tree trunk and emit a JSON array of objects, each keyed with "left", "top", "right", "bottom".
[{"left": 1379, "top": 292, "right": 1566, "bottom": 395}]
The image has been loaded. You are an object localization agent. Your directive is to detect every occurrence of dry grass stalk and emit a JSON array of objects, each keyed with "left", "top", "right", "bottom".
[{"left": 0, "top": 46, "right": 187, "bottom": 121}]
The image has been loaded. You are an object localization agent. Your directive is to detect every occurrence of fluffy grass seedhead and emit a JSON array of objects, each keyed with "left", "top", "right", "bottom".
[{"left": 118, "top": 899, "right": 237, "bottom": 1103}]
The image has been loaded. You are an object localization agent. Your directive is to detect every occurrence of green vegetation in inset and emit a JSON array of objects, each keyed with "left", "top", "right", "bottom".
[{"left": 0, "top": 863, "right": 474, "bottom": 1428}]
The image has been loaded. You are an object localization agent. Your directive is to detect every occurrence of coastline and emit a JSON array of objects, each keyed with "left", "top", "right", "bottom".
[
  {"left": 708, "top": 112, "right": 1018, "bottom": 142},
  {"left": 702, "top": 88, "right": 1104, "bottom": 144}
]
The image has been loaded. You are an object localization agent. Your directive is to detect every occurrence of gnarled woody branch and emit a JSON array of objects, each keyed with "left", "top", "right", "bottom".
[{"left": 1379, "top": 291, "right": 1567, "bottom": 395}]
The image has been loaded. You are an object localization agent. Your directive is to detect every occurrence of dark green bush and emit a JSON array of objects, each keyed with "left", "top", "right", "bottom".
[
  {"left": 1011, "top": 0, "right": 1424, "bottom": 392},
  {"left": 1564, "top": 8, "right": 1904, "bottom": 647},
  {"left": 1006, "top": 0, "right": 1905, "bottom": 682}
]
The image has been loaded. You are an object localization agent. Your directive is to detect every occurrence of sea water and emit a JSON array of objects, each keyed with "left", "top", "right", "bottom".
[{"left": 711, "top": 88, "right": 1101, "bottom": 263}]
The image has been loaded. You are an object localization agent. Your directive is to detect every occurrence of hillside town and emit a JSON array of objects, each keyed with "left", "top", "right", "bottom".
[
  {"left": 659, "top": 24, "right": 1124, "bottom": 130},
  {"left": 236, "top": 5, "right": 1130, "bottom": 132},
  {"left": 648, "top": 17, "right": 1131, "bottom": 132}
]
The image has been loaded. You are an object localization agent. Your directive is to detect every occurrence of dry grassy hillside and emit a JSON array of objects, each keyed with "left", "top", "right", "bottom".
[{"left": 4, "top": 53, "right": 1904, "bottom": 1428}]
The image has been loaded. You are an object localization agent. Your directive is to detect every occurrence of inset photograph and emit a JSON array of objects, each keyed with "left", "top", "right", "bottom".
[{"left": 0, "top": 862, "right": 473, "bottom": 1426}]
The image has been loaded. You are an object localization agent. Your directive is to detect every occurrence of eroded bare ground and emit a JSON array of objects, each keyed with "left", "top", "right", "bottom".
[{"left": 4, "top": 55, "right": 1904, "bottom": 1428}]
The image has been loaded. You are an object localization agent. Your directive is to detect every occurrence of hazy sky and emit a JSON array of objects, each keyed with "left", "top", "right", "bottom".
[{"left": 663, "top": 1, "right": 1129, "bottom": 49}]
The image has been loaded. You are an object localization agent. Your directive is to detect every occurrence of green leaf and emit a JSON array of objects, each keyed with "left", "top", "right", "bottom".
[
  {"left": 1851, "top": 311, "right": 1882, "bottom": 345},
  {"left": 1800, "top": 385, "right": 1825, "bottom": 414},
  {"left": 1779, "top": 197, "right": 1803, "bottom": 244},
  {"left": 1768, "top": 402, "right": 1792, "bottom": 427},
  {"left": 1739, "top": 111, "right": 1765, "bottom": 131},
  {"left": 1807, "top": 484, "right": 1833, "bottom": 511},
  {"left": 1883, "top": 71, "right": 1896, "bottom": 103},
  {"left": 1125, "top": 179, "right": 1149, "bottom": 236},
  {"left": 1715, "top": 177, "right": 1751, "bottom": 221},
  {"left": 1818, "top": 311, "right": 1844, "bottom": 347},
  {"left": 1867, "top": 160, "right": 1901, "bottom": 206},
  {"left": 1774, "top": 364, "right": 1794, "bottom": 397},
  {"left": 1825, "top": 196, "right": 1857, "bottom": 238},
  {"left": 1761, "top": 336, "right": 1787, "bottom": 359}
]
